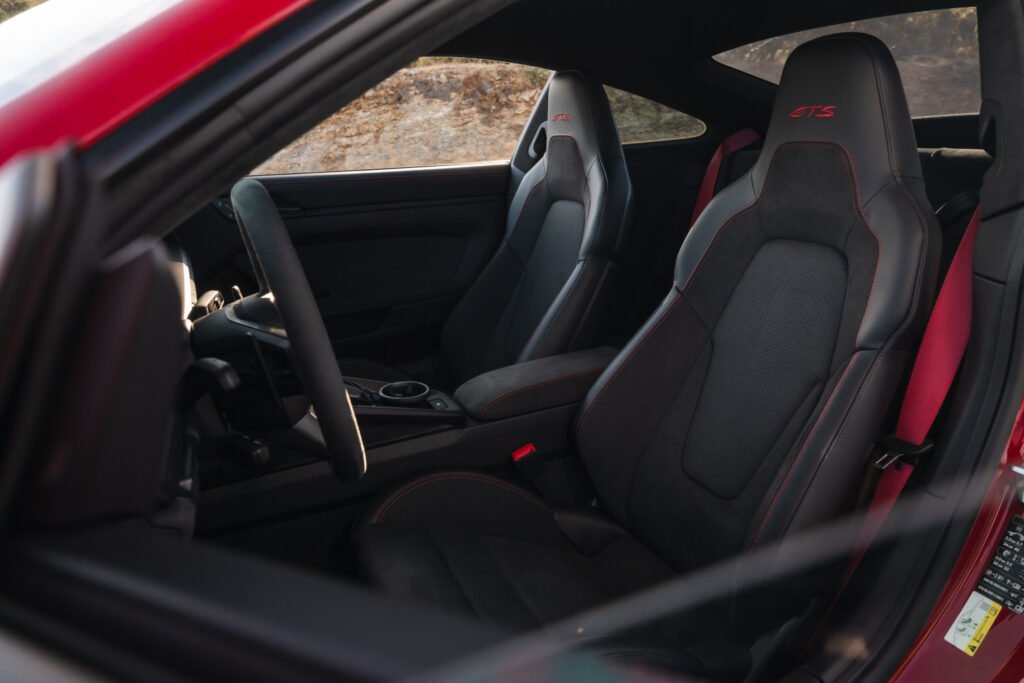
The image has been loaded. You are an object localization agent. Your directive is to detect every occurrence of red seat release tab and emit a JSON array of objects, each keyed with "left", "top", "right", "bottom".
[
  {"left": 512, "top": 442, "right": 537, "bottom": 462},
  {"left": 512, "top": 442, "right": 544, "bottom": 480}
]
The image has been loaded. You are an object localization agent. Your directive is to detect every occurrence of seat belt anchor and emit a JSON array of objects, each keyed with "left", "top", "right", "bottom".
[{"left": 874, "top": 436, "right": 934, "bottom": 470}]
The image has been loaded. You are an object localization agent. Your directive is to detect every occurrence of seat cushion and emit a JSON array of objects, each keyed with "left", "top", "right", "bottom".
[{"left": 353, "top": 471, "right": 673, "bottom": 629}]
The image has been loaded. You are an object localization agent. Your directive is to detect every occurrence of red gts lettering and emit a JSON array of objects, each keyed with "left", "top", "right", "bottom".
[
  {"left": 788, "top": 105, "right": 836, "bottom": 119},
  {"left": 551, "top": 113, "right": 571, "bottom": 122}
]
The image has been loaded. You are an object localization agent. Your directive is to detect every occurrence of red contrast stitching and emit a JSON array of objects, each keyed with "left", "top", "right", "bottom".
[
  {"left": 574, "top": 172, "right": 764, "bottom": 446},
  {"left": 748, "top": 360, "right": 855, "bottom": 549},
  {"left": 574, "top": 291, "right": 687, "bottom": 446}
]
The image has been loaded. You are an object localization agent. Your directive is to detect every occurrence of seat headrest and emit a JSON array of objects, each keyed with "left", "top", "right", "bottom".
[
  {"left": 752, "top": 33, "right": 921, "bottom": 201},
  {"left": 546, "top": 71, "right": 620, "bottom": 170}
]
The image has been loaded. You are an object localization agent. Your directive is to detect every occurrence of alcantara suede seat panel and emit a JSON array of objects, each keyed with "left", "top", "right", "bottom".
[
  {"left": 681, "top": 240, "right": 847, "bottom": 500},
  {"left": 354, "top": 472, "right": 673, "bottom": 629}
]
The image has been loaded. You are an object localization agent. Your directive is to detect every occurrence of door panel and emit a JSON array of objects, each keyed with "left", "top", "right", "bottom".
[{"left": 177, "top": 162, "right": 509, "bottom": 364}]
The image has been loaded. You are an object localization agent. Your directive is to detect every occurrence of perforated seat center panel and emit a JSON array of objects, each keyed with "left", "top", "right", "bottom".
[
  {"left": 681, "top": 240, "right": 846, "bottom": 499},
  {"left": 589, "top": 143, "right": 883, "bottom": 573}
]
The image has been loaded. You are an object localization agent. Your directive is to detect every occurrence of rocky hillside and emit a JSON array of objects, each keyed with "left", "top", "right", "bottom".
[{"left": 254, "top": 61, "right": 549, "bottom": 175}]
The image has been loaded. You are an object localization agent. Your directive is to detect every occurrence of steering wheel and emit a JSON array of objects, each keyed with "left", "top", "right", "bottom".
[{"left": 229, "top": 178, "right": 366, "bottom": 481}]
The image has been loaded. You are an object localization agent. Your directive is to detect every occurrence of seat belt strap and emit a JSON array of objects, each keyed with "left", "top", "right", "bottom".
[
  {"left": 843, "top": 205, "right": 981, "bottom": 588},
  {"left": 799, "top": 207, "right": 981, "bottom": 660},
  {"left": 689, "top": 128, "right": 761, "bottom": 228}
]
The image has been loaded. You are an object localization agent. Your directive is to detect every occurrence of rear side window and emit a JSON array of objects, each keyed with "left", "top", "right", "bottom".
[
  {"left": 713, "top": 8, "right": 980, "bottom": 118},
  {"left": 605, "top": 87, "right": 706, "bottom": 144}
]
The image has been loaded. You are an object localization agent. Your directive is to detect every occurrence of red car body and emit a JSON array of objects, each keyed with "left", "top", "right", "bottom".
[
  {"left": 893, "top": 401, "right": 1024, "bottom": 682},
  {"left": 0, "top": 0, "right": 314, "bottom": 165}
]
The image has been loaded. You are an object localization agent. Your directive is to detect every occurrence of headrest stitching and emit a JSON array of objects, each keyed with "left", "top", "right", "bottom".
[{"left": 785, "top": 33, "right": 913, "bottom": 184}]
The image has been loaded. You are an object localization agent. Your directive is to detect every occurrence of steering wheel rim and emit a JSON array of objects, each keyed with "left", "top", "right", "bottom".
[{"left": 230, "top": 178, "right": 366, "bottom": 481}]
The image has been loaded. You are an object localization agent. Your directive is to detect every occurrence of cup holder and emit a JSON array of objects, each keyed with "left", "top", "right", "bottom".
[{"left": 378, "top": 380, "right": 431, "bottom": 406}]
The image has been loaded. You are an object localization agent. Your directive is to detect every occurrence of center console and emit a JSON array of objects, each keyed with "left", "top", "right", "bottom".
[
  {"left": 198, "top": 346, "right": 619, "bottom": 532},
  {"left": 344, "top": 376, "right": 463, "bottom": 447}
]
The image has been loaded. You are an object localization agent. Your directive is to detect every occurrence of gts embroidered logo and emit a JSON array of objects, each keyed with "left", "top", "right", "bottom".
[
  {"left": 788, "top": 105, "right": 836, "bottom": 119},
  {"left": 550, "top": 113, "right": 571, "bottom": 122}
]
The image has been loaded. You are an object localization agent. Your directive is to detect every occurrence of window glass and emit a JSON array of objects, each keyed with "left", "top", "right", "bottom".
[
  {"left": 713, "top": 8, "right": 980, "bottom": 118},
  {"left": 0, "top": 0, "right": 179, "bottom": 109},
  {"left": 253, "top": 58, "right": 552, "bottom": 175},
  {"left": 253, "top": 60, "right": 710, "bottom": 175},
  {"left": 605, "top": 86, "right": 706, "bottom": 144}
]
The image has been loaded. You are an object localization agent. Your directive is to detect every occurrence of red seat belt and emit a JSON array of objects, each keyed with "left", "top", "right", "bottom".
[
  {"left": 801, "top": 207, "right": 981, "bottom": 657},
  {"left": 838, "top": 205, "right": 982, "bottom": 599},
  {"left": 689, "top": 128, "right": 761, "bottom": 228}
]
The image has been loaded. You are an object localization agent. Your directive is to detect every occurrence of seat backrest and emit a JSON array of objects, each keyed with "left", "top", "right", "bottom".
[
  {"left": 440, "top": 71, "right": 633, "bottom": 384},
  {"left": 576, "top": 34, "right": 940, "bottom": 575}
]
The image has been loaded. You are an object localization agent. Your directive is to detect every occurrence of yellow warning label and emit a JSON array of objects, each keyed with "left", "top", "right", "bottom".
[{"left": 945, "top": 591, "right": 1002, "bottom": 656}]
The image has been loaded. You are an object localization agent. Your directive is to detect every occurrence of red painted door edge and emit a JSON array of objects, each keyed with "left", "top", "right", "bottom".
[
  {"left": 0, "top": 0, "right": 318, "bottom": 167},
  {"left": 892, "top": 397, "right": 1024, "bottom": 682}
]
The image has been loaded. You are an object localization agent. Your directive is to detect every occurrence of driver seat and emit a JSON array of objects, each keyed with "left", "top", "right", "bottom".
[
  {"left": 353, "top": 34, "right": 940, "bottom": 633},
  {"left": 343, "top": 70, "right": 633, "bottom": 387}
]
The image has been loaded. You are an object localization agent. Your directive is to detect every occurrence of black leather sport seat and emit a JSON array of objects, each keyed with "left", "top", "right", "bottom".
[
  {"left": 344, "top": 71, "right": 633, "bottom": 386},
  {"left": 354, "top": 35, "right": 940, "bottom": 631}
]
